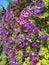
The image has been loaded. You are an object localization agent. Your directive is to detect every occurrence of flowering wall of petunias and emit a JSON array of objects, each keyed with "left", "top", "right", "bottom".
[{"left": 0, "top": 0, "right": 49, "bottom": 65}]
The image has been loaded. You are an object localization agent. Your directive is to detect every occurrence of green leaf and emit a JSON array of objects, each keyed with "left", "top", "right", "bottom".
[
  {"left": 39, "top": 46, "right": 48, "bottom": 56},
  {"left": 23, "top": 57, "right": 31, "bottom": 65},
  {"left": 26, "top": 46, "right": 31, "bottom": 53},
  {"left": 0, "top": 52, "right": 7, "bottom": 65},
  {"left": 16, "top": 51, "right": 22, "bottom": 65},
  {"left": 43, "top": 0, "right": 49, "bottom": 7},
  {"left": 39, "top": 10, "right": 49, "bottom": 18},
  {"left": 36, "top": 62, "right": 41, "bottom": 65},
  {"left": 44, "top": 53, "right": 49, "bottom": 59},
  {"left": 39, "top": 30, "right": 47, "bottom": 35}
]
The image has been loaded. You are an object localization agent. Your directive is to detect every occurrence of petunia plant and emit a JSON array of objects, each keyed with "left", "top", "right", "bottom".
[{"left": 0, "top": 0, "right": 49, "bottom": 65}]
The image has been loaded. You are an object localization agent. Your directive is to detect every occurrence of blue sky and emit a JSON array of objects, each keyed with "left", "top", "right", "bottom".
[{"left": 0, "top": 0, "right": 8, "bottom": 9}]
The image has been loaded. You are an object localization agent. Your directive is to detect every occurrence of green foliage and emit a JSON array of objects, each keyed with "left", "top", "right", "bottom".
[
  {"left": 39, "top": 10, "right": 49, "bottom": 18},
  {"left": 0, "top": 44, "right": 2, "bottom": 55},
  {"left": 39, "top": 42, "right": 49, "bottom": 65},
  {"left": 39, "top": 46, "right": 48, "bottom": 56},
  {"left": 26, "top": 46, "right": 31, "bottom": 53},
  {"left": 23, "top": 57, "right": 31, "bottom": 65},
  {"left": 16, "top": 51, "right": 22, "bottom": 65},
  {"left": 39, "top": 30, "right": 47, "bottom": 35},
  {"left": 47, "top": 39, "right": 49, "bottom": 49},
  {"left": 36, "top": 62, "right": 41, "bottom": 65},
  {"left": 31, "top": 0, "right": 36, "bottom": 2},
  {"left": 43, "top": 0, "right": 49, "bottom": 7},
  {"left": 0, "top": 52, "right": 7, "bottom": 65},
  {"left": 39, "top": 59, "right": 49, "bottom": 65},
  {"left": 12, "top": 34, "right": 16, "bottom": 42}
]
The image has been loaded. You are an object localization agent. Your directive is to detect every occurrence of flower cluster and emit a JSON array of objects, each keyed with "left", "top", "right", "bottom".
[{"left": 0, "top": 0, "right": 49, "bottom": 65}]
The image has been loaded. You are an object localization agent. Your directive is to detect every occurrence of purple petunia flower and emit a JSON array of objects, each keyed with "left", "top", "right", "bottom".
[
  {"left": 34, "top": 51, "right": 38, "bottom": 57},
  {"left": 7, "top": 7, "right": 10, "bottom": 12},
  {"left": 34, "top": 3, "right": 43, "bottom": 14},
  {"left": 10, "top": 4, "right": 15, "bottom": 9},
  {"left": 26, "top": 16, "right": 30, "bottom": 20},
  {"left": 3, "top": 46, "right": 8, "bottom": 55},
  {"left": 24, "top": 34, "right": 29, "bottom": 38},
  {"left": 7, "top": 37, "right": 14, "bottom": 43},
  {"left": 18, "top": 37, "right": 23, "bottom": 44},
  {"left": 25, "top": 42, "right": 28, "bottom": 45},
  {"left": 7, "top": 22, "right": 10, "bottom": 26},
  {"left": 30, "top": 53, "right": 33, "bottom": 60},
  {"left": 38, "top": 34, "right": 43, "bottom": 38},
  {"left": 10, "top": 62, "right": 18, "bottom": 65},
  {"left": 27, "top": 23, "right": 35, "bottom": 29},
  {"left": 37, "top": 3, "right": 44, "bottom": 9},
  {"left": 24, "top": 12, "right": 29, "bottom": 18},
  {"left": 20, "top": 20, "right": 27, "bottom": 25},
  {"left": 20, "top": 43, "right": 24, "bottom": 48},
  {"left": 3, "top": 10, "right": 13, "bottom": 21},
  {"left": 30, "top": 2, "right": 35, "bottom": 7},
  {"left": 32, "top": 42, "right": 36, "bottom": 47},
  {"left": 41, "top": 35, "right": 48, "bottom": 41},
  {"left": 33, "top": 28, "right": 39, "bottom": 34},
  {"left": 31, "top": 59, "right": 38, "bottom": 65},
  {"left": 22, "top": 50, "right": 26, "bottom": 57},
  {"left": 11, "top": 57, "right": 16, "bottom": 62},
  {"left": 34, "top": 8, "right": 43, "bottom": 14}
]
